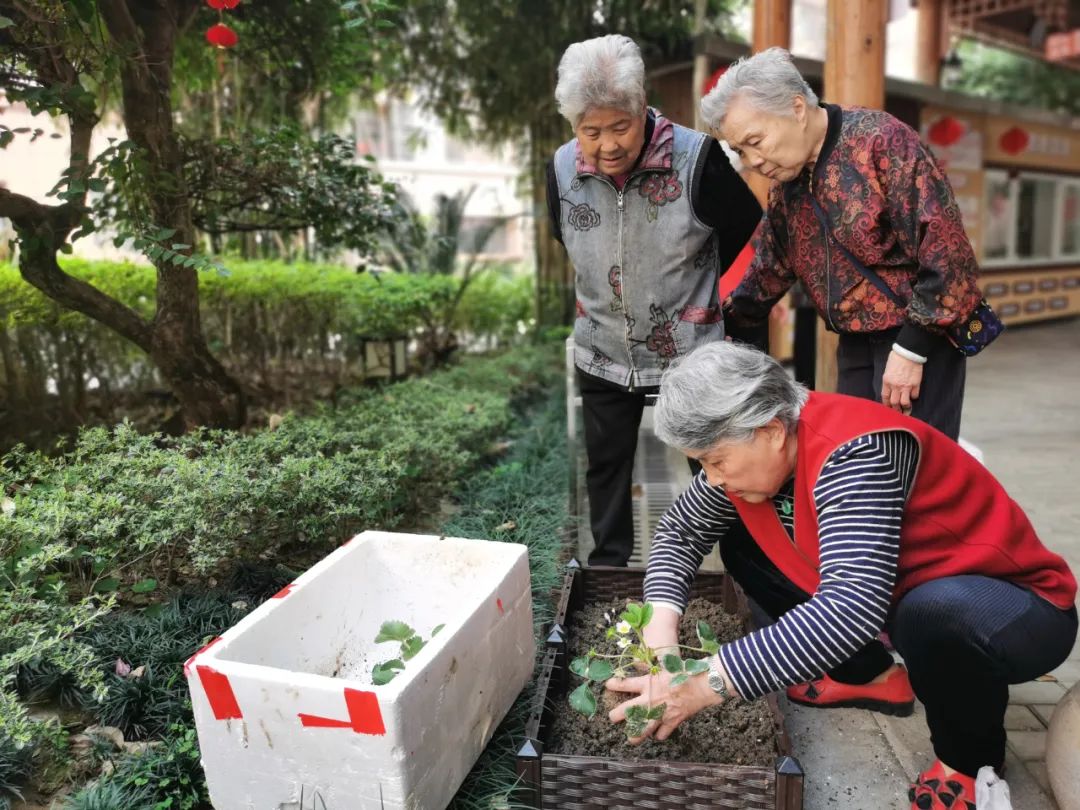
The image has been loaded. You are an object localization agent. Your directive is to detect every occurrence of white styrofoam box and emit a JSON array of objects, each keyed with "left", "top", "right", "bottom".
[{"left": 185, "top": 531, "right": 534, "bottom": 810}]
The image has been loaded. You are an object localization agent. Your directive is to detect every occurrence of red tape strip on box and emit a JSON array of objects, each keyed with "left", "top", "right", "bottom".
[
  {"left": 298, "top": 688, "right": 385, "bottom": 735},
  {"left": 196, "top": 665, "right": 244, "bottom": 720}
]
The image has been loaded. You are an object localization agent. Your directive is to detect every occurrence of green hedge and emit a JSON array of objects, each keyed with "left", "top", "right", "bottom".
[{"left": 0, "top": 259, "right": 535, "bottom": 428}]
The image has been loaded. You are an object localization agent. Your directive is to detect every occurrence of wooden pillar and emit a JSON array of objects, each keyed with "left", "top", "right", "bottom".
[
  {"left": 752, "top": 0, "right": 794, "bottom": 357},
  {"left": 915, "top": 0, "right": 945, "bottom": 86},
  {"left": 816, "top": 0, "right": 886, "bottom": 392},
  {"left": 753, "top": 0, "right": 792, "bottom": 52}
]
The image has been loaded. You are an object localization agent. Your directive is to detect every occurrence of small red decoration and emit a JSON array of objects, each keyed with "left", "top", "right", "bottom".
[
  {"left": 206, "top": 22, "right": 238, "bottom": 48},
  {"left": 702, "top": 66, "right": 729, "bottom": 97},
  {"left": 999, "top": 126, "right": 1030, "bottom": 156},
  {"left": 207, "top": 0, "right": 240, "bottom": 8},
  {"left": 927, "top": 116, "right": 965, "bottom": 148}
]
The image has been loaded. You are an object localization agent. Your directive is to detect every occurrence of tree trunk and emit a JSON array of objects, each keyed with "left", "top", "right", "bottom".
[
  {"left": 99, "top": 0, "right": 245, "bottom": 429},
  {"left": 530, "top": 115, "right": 574, "bottom": 328}
]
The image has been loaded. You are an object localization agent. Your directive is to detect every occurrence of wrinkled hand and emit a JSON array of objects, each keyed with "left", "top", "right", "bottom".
[
  {"left": 638, "top": 605, "right": 680, "bottom": 669},
  {"left": 881, "top": 351, "right": 923, "bottom": 415},
  {"left": 605, "top": 669, "right": 723, "bottom": 744}
]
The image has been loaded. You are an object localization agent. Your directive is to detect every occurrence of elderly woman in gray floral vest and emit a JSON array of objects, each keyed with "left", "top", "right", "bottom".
[{"left": 547, "top": 35, "right": 761, "bottom": 566}]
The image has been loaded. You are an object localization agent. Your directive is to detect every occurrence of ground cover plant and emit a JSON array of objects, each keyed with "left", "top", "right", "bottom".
[{"left": 0, "top": 342, "right": 562, "bottom": 809}]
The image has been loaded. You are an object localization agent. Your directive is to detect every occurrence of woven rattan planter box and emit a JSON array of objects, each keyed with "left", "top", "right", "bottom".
[{"left": 516, "top": 562, "right": 804, "bottom": 810}]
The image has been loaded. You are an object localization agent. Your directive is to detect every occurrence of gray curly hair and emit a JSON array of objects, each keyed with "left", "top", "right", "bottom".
[
  {"left": 653, "top": 342, "right": 809, "bottom": 451},
  {"left": 700, "top": 47, "right": 819, "bottom": 131},
  {"left": 555, "top": 35, "right": 646, "bottom": 128}
]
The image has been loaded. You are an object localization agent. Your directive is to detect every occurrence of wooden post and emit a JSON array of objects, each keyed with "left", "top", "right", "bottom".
[
  {"left": 747, "top": 0, "right": 793, "bottom": 208},
  {"left": 774, "top": 755, "right": 805, "bottom": 810},
  {"left": 915, "top": 0, "right": 945, "bottom": 86},
  {"left": 753, "top": 0, "right": 792, "bottom": 52},
  {"left": 816, "top": 0, "right": 886, "bottom": 393}
]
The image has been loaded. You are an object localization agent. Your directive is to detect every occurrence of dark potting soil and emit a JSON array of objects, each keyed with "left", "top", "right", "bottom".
[{"left": 547, "top": 597, "right": 779, "bottom": 765}]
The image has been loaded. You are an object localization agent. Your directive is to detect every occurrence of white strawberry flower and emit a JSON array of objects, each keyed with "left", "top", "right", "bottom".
[
  {"left": 617, "top": 638, "right": 631, "bottom": 650},
  {"left": 616, "top": 621, "right": 632, "bottom": 635}
]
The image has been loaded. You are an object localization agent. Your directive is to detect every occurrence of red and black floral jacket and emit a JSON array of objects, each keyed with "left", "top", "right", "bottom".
[{"left": 727, "top": 104, "right": 983, "bottom": 357}]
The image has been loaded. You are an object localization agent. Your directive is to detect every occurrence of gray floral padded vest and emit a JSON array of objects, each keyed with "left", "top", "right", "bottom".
[{"left": 553, "top": 115, "right": 722, "bottom": 388}]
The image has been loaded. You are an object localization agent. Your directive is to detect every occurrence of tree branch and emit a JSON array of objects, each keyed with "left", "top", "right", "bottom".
[{"left": 0, "top": 189, "right": 152, "bottom": 351}]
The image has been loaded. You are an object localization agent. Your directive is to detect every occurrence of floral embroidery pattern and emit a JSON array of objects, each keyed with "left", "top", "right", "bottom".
[
  {"left": 630, "top": 304, "right": 679, "bottom": 367},
  {"left": 608, "top": 265, "right": 623, "bottom": 312},
  {"left": 590, "top": 347, "right": 615, "bottom": 367},
  {"left": 566, "top": 203, "right": 601, "bottom": 231},
  {"left": 694, "top": 236, "right": 718, "bottom": 271},
  {"left": 637, "top": 150, "right": 689, "bottom": 222}
]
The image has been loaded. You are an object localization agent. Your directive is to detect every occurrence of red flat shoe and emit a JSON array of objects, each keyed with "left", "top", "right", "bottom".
[
  {"left": 786, "top": 664, "right": 915, "bottom": 716},
  {"left": 908, "top": 760, "right": 976, "bottom": 810}
]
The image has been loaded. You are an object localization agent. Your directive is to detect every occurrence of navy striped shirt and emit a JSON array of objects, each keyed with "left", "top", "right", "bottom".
[{"left": 643, "top": 430, "right": 919, "bottom": 700}]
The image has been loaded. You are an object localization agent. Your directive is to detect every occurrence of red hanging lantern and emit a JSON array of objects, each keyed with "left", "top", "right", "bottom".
[
  {"left": 206, "top": 22, "right": 238, "bottom": 48},
  {"left": 207, "top": 0, "right": 240, "bottom": 8},
  {"left": 927, "top": 116, "right": 965, "bottom": 148},
  {"left": 999, "top": 126, "right": 1030, "bottom": 156}
]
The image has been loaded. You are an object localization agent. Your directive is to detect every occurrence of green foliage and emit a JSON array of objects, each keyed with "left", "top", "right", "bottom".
[
  {"left": 439, "top": 391, "right": 570, "bottom": 809},
  {"left": 951, "top": 40, "right": 1080, "bottom": 115},
  {"left": 0, "top": 259, "right": 534, "bottom": 427},
  {"left": 62, "top": 725, "right": 208, "bottom": 810},
  {"left": 178, "top": 130, "right": 399, "bottom": 255},
  {"left": 372, "top": 620, "right": 447, "bottom": 684},
  {"left": 0, "top": 690, "right": 35, "bottom": 805},
  {"left": 1, "top": 345, "right": 557, "bottom": 593}
]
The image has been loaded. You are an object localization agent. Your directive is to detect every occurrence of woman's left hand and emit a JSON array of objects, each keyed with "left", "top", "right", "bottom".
[
  {"left": 605, "top": 669, "right": 724, "bottom": 744},
  {"left": 881, "top": 351, "right": 923, "bottom": 414}
]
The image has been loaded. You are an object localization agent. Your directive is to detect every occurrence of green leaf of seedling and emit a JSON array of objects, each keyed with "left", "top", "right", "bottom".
[
  {"left": 586, "top": 660, "right": 613, "bottom": 681},
  {"left": 569, "top": 657, "right": 590, "bottom": 679},
  {"left": 624, "top": 704, "right": 649, "bottom": 737},
  {"left": 684, "top": 658, "right": 710, "bottom": 676},
  {"left": 93, "top": 577, "right": 120, "bottom": 593},
  {"left": 646, "top": 703, "right": 667, "bottom": 721},
  {"left": 662, "top": 654, "right": 684, "bottom": 674},
  {"left": 605, "top": 627, "right": 616, "bottom": 640},
  {"left": 669, "top": 673, "right": 689, "bottom": 687},
  {"left": 641, "top": 602, "right": 654, "bottom": 628},
  {"left": 372, "top": 659, "right": 404, "bottom": 685},
  {"left": 702, "top": 640, "right": 720, "bottom": 655},
  {"left": 620, "top": 603, "right": 641, "bottom": 628},
  {"left": 569, "top": 683, "right": 597, "bottom": 717},
  {"left": 400, "top": 635, "right": 425, "bottom": 661},
  {"left": 375, "top": 620, "right": 415, "bottom": 643},
  {"left": 431, "top": 623, "right": 445, "bottom": 637},
  {"left": 131, "top": 578, "right": 158, "bottom": 594},
  {"left": 697, "top": 620, "right": 717, "bottom": 644}
]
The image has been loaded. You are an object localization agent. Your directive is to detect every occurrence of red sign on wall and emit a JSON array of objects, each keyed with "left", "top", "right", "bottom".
[{"left": 1046, "top": 30, "right": 1080, "bottom": 61}]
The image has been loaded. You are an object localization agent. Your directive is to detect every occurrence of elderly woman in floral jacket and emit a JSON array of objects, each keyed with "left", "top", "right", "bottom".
[
  {"left": 547, "top": 35, "right": 761, "bottom": 567},
  {"left": 708, "top": 47, "right": 984, "bottom": 441}
]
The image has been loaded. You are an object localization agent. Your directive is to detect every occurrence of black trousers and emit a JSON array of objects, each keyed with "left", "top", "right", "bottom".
[
  {"left": 578, "top": 370, "right": 657, "bottom": 567},
  {"left": 836, "top": 329, "right": 966, "bottom": 440},
  {"left": 722, "top": 525, "right": 1078, "bottom": 776}
]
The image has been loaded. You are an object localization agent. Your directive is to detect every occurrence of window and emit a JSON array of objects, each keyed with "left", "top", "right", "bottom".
[
  {"left": 981, "top": 170, "right": 1079, "bottom": 266},
  {"left": 1062, "top": 184, "right": 1080, "bottom": 258},
  {"left": 1015, "top": 177, "right": 1057, "bottom": 259},
  {"left": 983, "top": 176, "right": 1012, "bottom": 261}
]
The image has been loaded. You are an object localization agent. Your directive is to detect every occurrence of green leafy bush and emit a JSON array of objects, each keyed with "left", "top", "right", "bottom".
[
  {"left": 61, "top": 725, "right": 208, "bottom": 810},
  {"left": 0, "top": 690, "right": 35, "bottom": 808}
]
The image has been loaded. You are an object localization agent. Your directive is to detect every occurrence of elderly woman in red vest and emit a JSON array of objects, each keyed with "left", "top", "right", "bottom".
[{"left": 606, "top": 341, "right": 1076, "bottom": 810}]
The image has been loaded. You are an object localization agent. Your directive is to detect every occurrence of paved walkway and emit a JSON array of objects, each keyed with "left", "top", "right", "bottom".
[{"left": 790, "top": 317, "right": 1080, "bottom": 810}]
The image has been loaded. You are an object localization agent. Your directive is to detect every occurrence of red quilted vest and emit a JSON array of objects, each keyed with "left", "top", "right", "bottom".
[{"left": 730, "top": 392, "right": 1076, "bottom": 610}]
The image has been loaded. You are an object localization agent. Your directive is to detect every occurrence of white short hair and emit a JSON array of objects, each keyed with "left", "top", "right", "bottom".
[
  {"left": 653, "top": 342, "right": 809, "bottom": 451},
  {"left": 701, "top": 47, "right": 819, "bottom": 131},
  {"left": 555, "top": 35, "right": 646, "bottom": 128}
]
